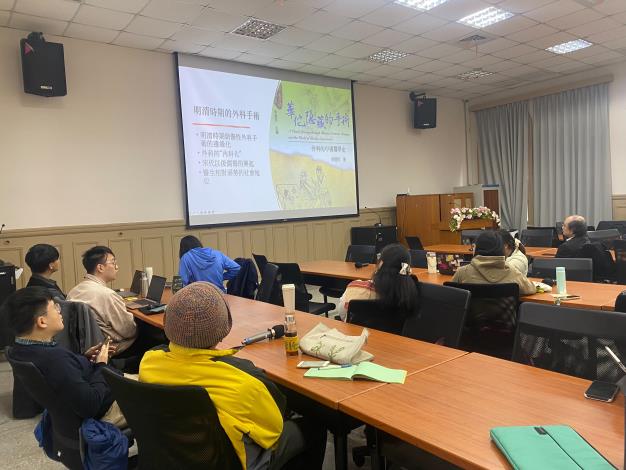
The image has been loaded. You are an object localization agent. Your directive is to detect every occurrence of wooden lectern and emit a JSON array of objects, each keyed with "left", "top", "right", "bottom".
[{"left": 397, "top": 193, "right": 497, "bottom": 246}]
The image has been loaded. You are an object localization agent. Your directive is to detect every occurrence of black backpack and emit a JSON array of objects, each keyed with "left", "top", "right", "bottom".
[{"left": 226, "top": 258, "right": 259, "bottom": 299}]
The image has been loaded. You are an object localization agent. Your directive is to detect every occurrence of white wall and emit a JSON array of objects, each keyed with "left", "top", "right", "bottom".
[
  {"left": 0, "top": 26, "right": 467, "bottom": 230},
  {"left": 608, "top": 62, "right": 626, "bottom": 195},
  {"left": 354, "top": 84, "right": 467, "bottom": 208}
]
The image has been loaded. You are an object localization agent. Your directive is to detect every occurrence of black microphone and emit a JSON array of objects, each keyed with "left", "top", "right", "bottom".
[
  {"left": 364, "top": 206, "right": 383, "bottom": 227},
  {"left": 241, "top": 324, "right": 285, "bottom": 346}
]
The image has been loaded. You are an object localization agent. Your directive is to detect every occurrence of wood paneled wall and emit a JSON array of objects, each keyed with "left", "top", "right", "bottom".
[
  {"left": 0, "top": 208, "right": 395, "bottom": 292},
  {"left": 613, "top": 195, "right": 626, "bottom": 220}
]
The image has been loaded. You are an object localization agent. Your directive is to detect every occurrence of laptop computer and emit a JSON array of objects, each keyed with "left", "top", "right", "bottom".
[
  {"left": 117, "top": 270, "right": 143, "bottom": 298},
  {"left": 128, "top": 275, "right": 166, "bottom": 308}
]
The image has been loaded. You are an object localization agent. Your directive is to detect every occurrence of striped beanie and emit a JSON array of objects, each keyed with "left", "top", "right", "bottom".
[{"left": 164, "top": 282, "right": 232, "bottom": 348}]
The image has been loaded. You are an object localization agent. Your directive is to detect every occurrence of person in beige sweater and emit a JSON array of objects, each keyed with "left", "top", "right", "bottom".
[
  {"left": 452, "top": 231, "right": 536, "bottom": 296},
  {"left": 67, "top": 246, "right": 137, "bottom": 354}
]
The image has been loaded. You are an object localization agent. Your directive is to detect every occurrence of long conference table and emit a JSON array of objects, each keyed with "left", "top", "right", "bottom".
[
  {"left": 299, "top": 260, "right": 626, "bottom": 311},
  {"left": 130, "top": 290, "right": 625, "bottom": 469}
]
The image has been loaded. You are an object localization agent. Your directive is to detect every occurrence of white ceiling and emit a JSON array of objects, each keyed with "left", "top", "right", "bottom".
[{"left": 2, "top": 0, "right": 626, "bottom": 99}]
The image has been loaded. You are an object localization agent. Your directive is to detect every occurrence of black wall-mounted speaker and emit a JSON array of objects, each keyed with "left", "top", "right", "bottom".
[
  {"left": 20, "top": 32, "right": 67, "bottom": 97},
  {"left": 413, "top": 98, "right": 436, "bottom": 129}
]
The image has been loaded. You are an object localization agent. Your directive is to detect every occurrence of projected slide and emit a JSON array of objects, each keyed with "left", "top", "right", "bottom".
[{"left": 177, "top": 64, "right": 358, "bottom": 227}]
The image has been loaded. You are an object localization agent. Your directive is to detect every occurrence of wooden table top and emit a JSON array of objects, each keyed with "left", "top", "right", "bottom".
[
  {"left": 339, "top": 353, "right": 625, "bottom": 470},
  {"left": 299, "top": 259, "right": 376, "bottom": 280},
  {"left": 130, "top": 293, "right": 467, "bottom": 409},
  {"left": 424, "top": 244, "right": 556, "bottom": 258}
]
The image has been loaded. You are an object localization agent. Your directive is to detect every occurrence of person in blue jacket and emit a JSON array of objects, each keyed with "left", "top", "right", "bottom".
[{"left": 178, "top": 236, "right": 240, "bottom": 292}]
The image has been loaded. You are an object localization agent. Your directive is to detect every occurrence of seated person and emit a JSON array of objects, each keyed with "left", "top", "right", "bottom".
[
  {"left": 557, "top": 215, "right": 590, "bottom": 258},
  {"left": 4, "top": 286, "right": 125, "bottom": 427},
  {"left": 338, "top": 243, "right": 419, "bottom": 321},
  {"left": 452, "top": 231, "right": 536, "bottom": 295},
  {"left": 499, "top": 230, "right": 528, "bottom": 275},
  {"left": 67, "top": 246, "right": 137, "bottom": 355},
  {"left": 178, "top": 235, "right": 240, "bottom": 292},
  {"left": 25, "top": 244, "right": 66, "bottom": 300},
  {"left": 139, "top": 282, "right": 327, "bottom": 470}
]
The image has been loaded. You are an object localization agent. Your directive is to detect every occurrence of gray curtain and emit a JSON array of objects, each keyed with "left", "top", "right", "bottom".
[
  {"left": 476, "top": 101, "right": 529, "bottom": 230},
  {"left": 531, "top": 83, "right": 612, "bottom": 226}
]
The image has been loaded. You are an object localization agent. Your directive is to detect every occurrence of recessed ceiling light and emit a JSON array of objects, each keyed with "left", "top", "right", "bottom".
[
  {"left": 393, "top": 0, "right": 449, "bottom": 11},
  {"left": 231, "top": 18, "right": 285, "bottom": 40},
  {"left": 457, "top": 68, "right": 494, "bottom": 80},
  {"left": 546, "top": 39, "right": 593, "bottom": 54},
  {"left": 458, "top": 7, "right": 514, "bottom": 28},
  {"left": 367, "top": 48, "right": 408, "bottom": 64}
]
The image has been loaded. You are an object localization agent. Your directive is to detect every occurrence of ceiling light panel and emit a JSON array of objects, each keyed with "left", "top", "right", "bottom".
[
  {"left": 458, "top": 7, "right": 514, "bottom": 29},
  {"left": 231, "top": 18, "right": 285, "bottom": 40},
  {"left": 546, "top": 39, "right": 592, "bottom": 54},
  {"left": 457, "top": 68, "right": 494, "bottom": 80},
  {"left": 393, "top": 0, "right": 449, "bottom": 11},
  {"left": 367, "top": 48, "right": 408, "bottom": 64}
]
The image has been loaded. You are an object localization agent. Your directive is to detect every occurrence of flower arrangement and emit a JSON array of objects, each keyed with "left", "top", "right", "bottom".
[{"left": 449, "top": 206, "right": 501, "bottom": 232}]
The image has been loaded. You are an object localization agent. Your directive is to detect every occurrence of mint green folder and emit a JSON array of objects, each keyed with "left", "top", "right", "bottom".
[
  {"left": 490, "top": 425, "right": 616, "bottom": 470},
  {"left": 304, "top": 362, "right": 406, "bottom": 384}
]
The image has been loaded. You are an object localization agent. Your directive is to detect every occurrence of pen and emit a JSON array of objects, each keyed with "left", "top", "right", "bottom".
[{"left": 318, "top": 364, "right": 352, "bottom": 370}]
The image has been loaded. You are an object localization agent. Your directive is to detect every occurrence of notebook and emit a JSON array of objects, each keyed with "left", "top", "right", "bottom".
[
  {"left": 117, "top": 270, "right": 143, "bottom": 298},
  {"left": 491, "top": 425, "right": 615, "bottom": 469},
  {"left": 127, "top": 275, "right": 166, "bottom": 308},
  {"left": 304, "top": 362, "right": 406, "bottom": 384}
]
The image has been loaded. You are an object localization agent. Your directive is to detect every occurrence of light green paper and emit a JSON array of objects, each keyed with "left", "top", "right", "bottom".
[{"left": 304, "top": 361, "right": 406, "bottom": 384}]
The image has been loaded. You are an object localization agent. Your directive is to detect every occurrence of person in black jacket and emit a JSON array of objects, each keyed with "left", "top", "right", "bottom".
[
  {"left": 25, "top": 244, "right": 66, "bottom": 300},
  {"left": 4, "top": 287, "right": 126, "bottom": 426},
  {"left": 556, "top": 215, "right": 590, "bottom": 258}
]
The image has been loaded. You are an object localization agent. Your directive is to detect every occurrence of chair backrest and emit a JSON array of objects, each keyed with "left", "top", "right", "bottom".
[
  {"left": 596, "top": 220, "right": 626, "bottom": 236},
  {"left": 255, "top": 263, "right": 281, "bottom": 305},
  {"left": 409, "top": 249, "right": 427, "bottom": 268},
  {"left": 460, "top": 229, "right": 483, "bottom": 245},
  {"left": 347, "top": 299, "right": 405, "bottom": 335},
  {"left": 530, "top": 258, "right": 593, "bottom": 282},
  {"left": 345, "top": 245, "right": 376, "bottom": 264},
  {"left": 588, "top": 229, "right": 621, "bottom": 249},
  {"left": 226, "top": 258, "right": 259, "bottom": 299},
  {"left": 402, "top": 283, "right": 470, "bottom": 348},
  {"left": 520, "top": 228, "right": 554, "bottom": 247},
  {"left": 6, "top": 347, "right": 83, "bottom": 469},
  {"left": 615, "top": 291, "right": 626, "bottom": 312},
  {"left": 405, "top": 236, "right": 424, "bottom": 250},
  {"left": 614, "top": 240, "right": 626, "bottom": 285},
  {"left": 513, "top": 303, "right": 626, "bottom": 382},
  {"left": 252, "top": 253, "right": 268, "bottom": 278},
  {"left": 579, "top": 243, "right": 616, "bottom": 282},
  {"left": 274, "top": 262, "right": 309, "bottom": 311},
  {"left": 102, "top": 369, "right": 240, "bottom": 470}
]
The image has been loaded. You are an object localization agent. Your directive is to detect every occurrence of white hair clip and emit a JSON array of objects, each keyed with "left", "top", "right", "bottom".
[{"left": 399, "top": 262, "right": 411, "bottom": 275}]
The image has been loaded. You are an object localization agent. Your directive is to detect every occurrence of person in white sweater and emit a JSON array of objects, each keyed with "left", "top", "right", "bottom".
[
  {"left": 499, "top": 229, "right": 529, "bottom": 276},
  {"left": 67, "top": 246, "right": 137, "bottom": 354}
]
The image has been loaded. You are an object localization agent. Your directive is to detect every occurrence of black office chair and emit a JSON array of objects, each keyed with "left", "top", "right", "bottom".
[
  {"left": 520, "top": 228, "right": 554, "bottom": 247},
  {"left": 579, "top": 243, "right": 616, "bottom": 282},
  {"left": 614, "top": 240, "right": 626, "bottom": 285},
  {"left": 275, "top": 262, "right": 335, "bottom": 316},
  {"left": 460, "top": 229, "right": 483, "bottom": 246},
  {"left": 530, "top": 258, "right": 593, "bottom": 282},
  {"left": 319, "top": 245, "right": 376, "bottom": 304},
  {"left": 588, "top": 229, "right": 621, "bottom": 249},
  {"left": 347, "top": 300, "right": 406, "bottom": 335},
  {"left": 252, "top": 253, "right": 268, "bottom": 279},
  {"left": 6, "top": 347, "right": 84, "bottom": 469},
  {"left": 405, "top": 236, "right": 424, "bottom": 250},
  {"left": 402, "top": 282, "right": 470, "bottom": 348},
  {"left": 255, "top": 263, "right": 281, "bottom": 305},
  {"left": 102, "top": 369, "right": 240, "bottom": 470},
  {"left": 597, "top": 220, "right": 626, "bottom": 237},
  {"left": 615, "top": 291, "right": 626, "bottom": 312},
  {"left": 444, "top": 282, "right": 520, "bottom": 359},
  {"left": 409, "top": 249, "right": 427, "bottom": 268},
  {"left": 513, "top": 303, "right": 626, "bottom": 382}
]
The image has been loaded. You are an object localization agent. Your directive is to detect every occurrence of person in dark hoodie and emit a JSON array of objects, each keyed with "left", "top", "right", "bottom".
[
  {"left": 451, "top": 231, "right": 536, "bottom": 295},
  {"left": 178, "top": 235, "right": 240, "bottom": 292}
]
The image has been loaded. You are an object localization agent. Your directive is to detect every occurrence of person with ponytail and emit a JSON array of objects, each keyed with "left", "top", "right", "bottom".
[{"left": 338, "top": 243, "right": 420, "bottom": 320}]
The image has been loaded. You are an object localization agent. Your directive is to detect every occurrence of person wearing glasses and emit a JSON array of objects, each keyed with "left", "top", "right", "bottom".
[
  {"left": 68, "top": 246, "right": 138, "bottom": 355},
  {"left": 4, "top": 286, "right": 126, "bottom": 427},
  {"left": 556, "top": 215, "right": 590, "bottom": 258}
]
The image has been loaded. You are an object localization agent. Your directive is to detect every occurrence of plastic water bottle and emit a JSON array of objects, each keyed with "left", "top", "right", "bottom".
[
  {"left": 556, "top": 267, "right": 567, "bottom": 295},
  {"left": 139, "top": 272, "right": 149, "bottom": 298}
]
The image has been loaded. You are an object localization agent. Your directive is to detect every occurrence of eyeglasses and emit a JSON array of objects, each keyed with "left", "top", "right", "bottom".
[
  {"left": 101, "top": 259, "right": 118, "bottom": 268},
  {"left": 54, "top": 302, "right": 61, "bottom": 313}
]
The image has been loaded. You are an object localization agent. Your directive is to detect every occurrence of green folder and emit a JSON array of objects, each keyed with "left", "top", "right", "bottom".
[
  {"left": 303, "top": 361, "right": 406, "bottom": 384},
  {"left": 490, "top": 425, "right": 616, "bottom": 469}
]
